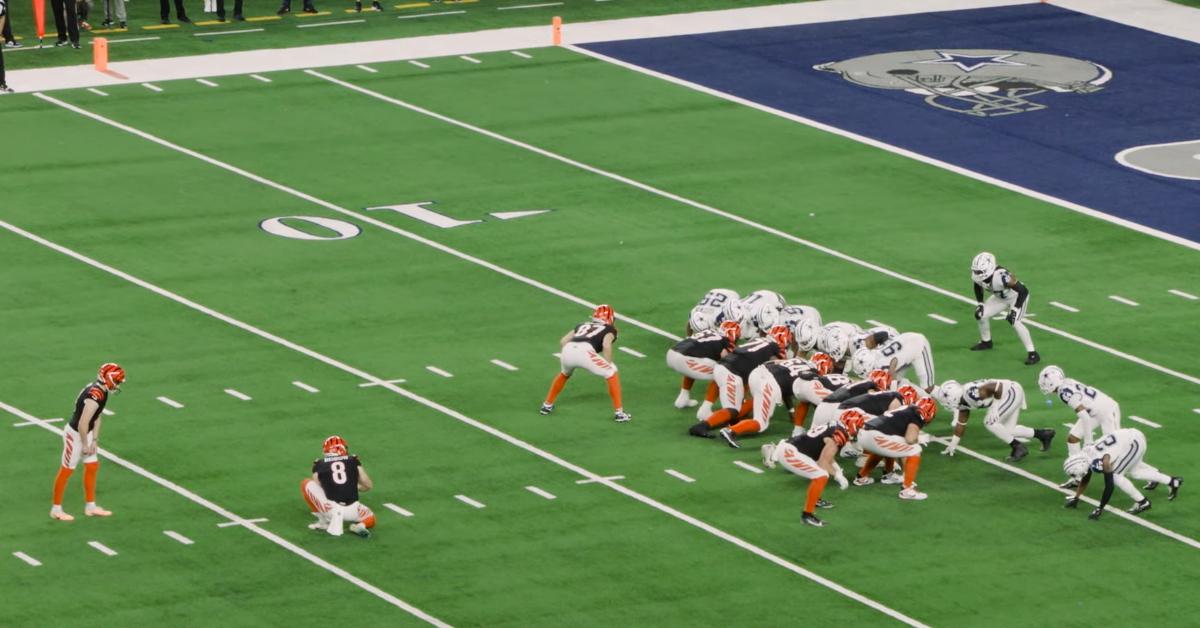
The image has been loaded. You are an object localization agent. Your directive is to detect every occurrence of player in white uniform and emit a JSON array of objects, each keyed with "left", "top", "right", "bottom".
[
  {"left": 817, "top": 323, "right": 855, "bottom": 372},
  {"left": 687, "top": 288, "right": 741, "bottom": 335},
  {"left": 739, "top": 290, "right": 786, "bottom": 339},
  {"left": 876, "top": 332, "right": 935, "bottom": 391},
  {"left": 1038, "top": 365, "right": 1120, "bottom": 456},
  {"left": 934, "top": 379, "right": 1055, "bottom": 462},
  {"left": 779, "top": 304, "right": 822, "bottom": 336},
  {"left": 969, "top": 252, "right": 1040, "bottom": 365},
  {"left": 1062, "top": 428, "right": 1182, "bottom": 520}
]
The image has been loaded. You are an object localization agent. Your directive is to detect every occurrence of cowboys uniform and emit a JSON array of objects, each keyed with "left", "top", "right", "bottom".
[
  {"left": 970, "top": 252, "right": 1040, "bottom": 365},
  {"left": 936, "top": 379, "right": 1054, "bottom": 462},
  {"left": 1062, "top": 428, "right": 1182, "bottom": 518},
  {"left": 689, "top": 289, "right": 740, "bottom": 334}
]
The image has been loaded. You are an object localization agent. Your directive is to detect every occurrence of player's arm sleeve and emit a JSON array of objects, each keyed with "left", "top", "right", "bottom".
[
  {"left": 1012, "top": 281, "right": 1029, "bottom": 309},
  {"left": 973, "top": 282, "right": 984, "bottom": 303},
  {"left": 1097, "top": 472, "right": 1115, "bottom": 510}
]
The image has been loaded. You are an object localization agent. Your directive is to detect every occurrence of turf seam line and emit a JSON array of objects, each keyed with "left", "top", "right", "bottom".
[{"left": 13, "top": 552, "right": 42, "bottom": 567}]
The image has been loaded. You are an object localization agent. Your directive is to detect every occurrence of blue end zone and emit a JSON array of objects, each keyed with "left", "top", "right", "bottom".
[{"left": 582, "top": 4, "right": 1200, "bottom": 245}]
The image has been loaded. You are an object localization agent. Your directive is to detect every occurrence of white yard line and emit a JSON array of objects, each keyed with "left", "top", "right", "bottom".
[
  {"left": 106, "top": 36, "right": 162, "bottom": 44},
  {"left": 864, "top": 319, "right": 889, "bottom": 328},
  {"left": 510, "top": 50, "right": 532, "bottom": 59},
  {"left": 618, "top": 347, "right": 646, "bottom": 358},
  {"left": 1108, "top": 295, "right": 1140, "bottom": 307},
  {"left": 102, "top": 409, "right": 115, "bottom": 416},
  {"left": 384, "top": 503, "right": 414, "bottom": 517},
  {"left": 13, "top": 417, "right": 62, "bottom": 427},
  {"left": 497, "top": 2, "right": 562, "bottom": 10},
  {"left": 224, "top": 388, "right": 252, "bottom": 401},
  {"left": 298, "top": 19, "right": 366, "bottom": 28},
  {"left": 250, "top": 73, "right": 273, "bottom": 82},
  {"left": 454, "top": 494, "right": 486, "bottom": 509},
  {"left": 13, "top": 552, "right": 42, "bottom": 567},
  {"left": 1049, "top": 301, "right": 1080, "bottom": 313},
  {"left": 525, "top": 485, "right": 557, "bottom": 499},
  {"left": 396, "top": 10, "right": 464, "bottom": 19},
  {"left": 1168, "top": 289, "right": 1198, "bottom": 301},
  {"left": 216, "top": 517, "right": 270, "bottom": 527},
  {"left": 195, "top": 28, "right": 262, "bottom": 36},
  {"left": 426, "top": 366, "right": 454, "bottom": 378},
  {"left": 1194, "top": 408, "right": 1200, "bottom": 415},
  {"left": 733, "top": 460, "right": 764, "bottom": 475},
  {"left": 460, "top": 55, "right": 482, "bottom": 64},
  {"left": 665, "top": 469, "right": 696, "bottom": 483},
  {"left": 292, "top": 380, "right": 320, "bottom": 393},
  {"left": 1128, "top": 415, "right": 1163, "bottom": 429},
  {"left": 926, "top": 313, "right": 956, "bottom": 325},
  {"left": 359, "top": 378, "right": 407, "bottom": 387},
  {"left": 157, "top": 396, "right": 184, "bottom": 409},
  {"left": 88, "top": 541, "right": 119, "bottom": 556},
  {"left": 87, "top": 88, "right": 109, "bottom": 96},
  {"left": 490, "top": 359, "right": 519, "bottom": 371},
  {"left": 142, "top": 83, "right": 163, "bottom": 92},
  {"left": 356, "top": 64, "right": 378, "bottom": 73},
  {"left": 408, "top": 60, "right": 430, "bottom": 69},
  {"left": 575, "top": 475, "right": 625, "bottom": 484},
  {"left": 164, "top": 530, "right": 195, "bottom": 545},
  {"left": 197, "top": 78, "right": 219, "bottom": 87}
]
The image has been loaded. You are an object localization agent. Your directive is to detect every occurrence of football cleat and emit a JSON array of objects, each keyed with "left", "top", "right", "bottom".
[
  {"left": 1006, "top": 442, "right": 1029, "bottom": 462},
  {"left": 85, "top": 505, "right": 113, "bottom": 517},
  {"left": 760, "top": 443, "right": 777, "bottom": 469},
  {"left": 969, "top": 340, "right": 993, "bottom": 351},
  {"left": 302, "top": 5, "right": 318, "bottom": 12},
  {"left": 50, "top": 509, "right": 75, "bottom": 521},
  {"left": 1127, "top": 499, "right": 1151, "bottom": 515},
  {"left": 801, "top": 512, "right": 825, "bottom": 527},
  {"left": 898, "top": 487, "right": 928, "bottom": 501},
  {"left": 1034, "top": 429, "right": 1056, "bottom": 452},
  {"left": 1143, "top": 481, "right": 1159, "bottom": 491},
  {"left": 1058, "top": 477, "right": 1080, "bottom": 489},
  {"left": 1087, "top": 507, "right": 1103, "bottom": 520},
  {"left": 1168, "top": 477, "right": 1183, "bottom": 501},
  {"left": 1025, "top": 351, "right": 1041, "bottom": 365},
  {"left": 688, "top": 423, "right": 712, "bottom": 438},
  {"left": 371, "top": 1, "right": 383, "bottom": 9},
  {"left": 718, "top": 427, "right": 739, "bottom": 449},
  {"left": 614, "top": 410, "right": 632, "bottom": 423},
  {"left": 674, "top": 399, "right": 699, "bottom": 409},
  {"left": 852, "top": 476, "right": 874, "bottom": 487},
  {"left": 880, "top": 472, "right": 904, "bottom": 485},
  {"left": 539, "top": 403, "right": 554, "bottom": 415},
  {"left": 354, "top": 0, "right": 361, "bottom": 10},
  {"left": 349, "top": 523, "right": 371, "bottom": 538},
  {"left": 815, "top": 498, "right": 834, "bottom": 510}
]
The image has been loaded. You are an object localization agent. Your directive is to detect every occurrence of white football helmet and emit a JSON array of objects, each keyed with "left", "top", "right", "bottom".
[
  {"left": 819, "top": 327, "right": 851, "bottom": 362},
  {"left": 850, "top": 348, "right": 879, "bottom": 378},
  {"left": 721, "top": 299, "right": 744, "bottom": 330},
  {"left": 934, "top": 380, "right": 964, "bottom": 413},
  {"left": 793, "top": 318, "right": 819, "bottom": 353},
  {"left": 972, "top": 251, "right": 997, "bottom": 280},
  {"left": 689, "top": 308, "right": 717, "bottom": 333},
  {"left": 1038, "top": 365, "right": 1065, "bottom": 395},
  {"left": 1063, "top": 453, "right": 1090, "bottom": 480}
]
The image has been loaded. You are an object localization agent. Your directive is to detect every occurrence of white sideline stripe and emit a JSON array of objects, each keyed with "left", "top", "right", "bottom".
[
  {"left": 1109, "top": 295, "right": 1140, "bottom": 307},
  {"left": 0, "top": 229, "right": 926, "bottom": 628},
  {"left": 1128, "top": 415, "right": 1162, "bottom": 429},
  {"left": 196, "top": 78, "right": 219, "bottom": 87},
  {"left": 298, "top": 19, "right": 366, "bottom": 28},
  {"left": 926, "top": 313, "right": 956, "bottom": 325},
  {"left": 105, "top": 36, "right": 161, "bottom": 44},
  {"left": 665, "top": 469, "right": 696, "bottom": 483},
  {"left": 250, "top": 74, "right": 273, "bottom": 83},
  {"left": 87, "top": 88, "right": 109, "bottom": 96},
  {"left": 384, "top": 503, "right": 414, "bottom": 517},
  {"left": 164, "top": 530, "right": 195, "bottom": 545},
  {"left": 13, "top": 552, "right": 42, "bottom": 567},
  {"left": 454, "top": 494, "right": 486, "bottom": 509},
  {"left": 356, "top": 64, "right": 378, "bottom": 73},
  {"left": 196, "top": 28, "right": 263, "bottom": 36},
  {"left": 525, "top": 485, "right": 557, "bottom": 499},
  {"left": 302, "top": 73, "right": 1200, "bottom": 388},
  {"left": 292, "top": 380, "right": 320, "bottom": 393},
  {"left": 1049, "top": 301, "right": 1080, "bottom": 313},
  {"left": 216, "top": 517, "right": 270, "bottom": 527},
  {"left": 142, "top": 83, "right": 163, "bottom": 92},
  {"left": 397, "top": 10, "right": 464, "bottom": 19},
  {"left": 224, "top": 388, "right": 252, "bottom": 401},
  {"left": 426, "top": 366, "right": 454, "bottom": 378},
  {"left": 88, "top": 541, "right": 118, "bottom": 556},
  {"left": 0, "top": 403, "right": 446, "bottom": 625},
  {"left": 490, "top": 359, "right": 519, "bottom": 371},
  {"left": 13, "top": 417, "right": 62, "bottom": 427},
  {"left": 157, "top": 396, "right": 184, "bottom": 409},
  {"left": 460, "top": 55, "right": 482, "bottom": 64},
  {"left": 1169, "top": 289, "right": 1198, "bottom": 301},
  {"left": 408, "top": 60, "right": 430, "bottom": 69},
  {"left": 511, "top": 50, "right": 532, "bottom": 59},
  {"left": 931, "top": 436, "right": 1200, "bottom": 551},
  {"left": 359, "top": 378, "right": 407, "bottom": 387},
  {"left": 498, "top": 2, "right": 562, "bottom": 10},
  {"left": 733, "top": 460, "right": 764, "bottom": 475},
  {"left": 618, "top": 346, "right": 646, "bottom": 358}
]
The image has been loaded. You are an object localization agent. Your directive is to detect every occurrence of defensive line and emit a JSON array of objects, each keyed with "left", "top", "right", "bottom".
[{"left": 0, "top": 399, "right": 449, "bottom": 627}]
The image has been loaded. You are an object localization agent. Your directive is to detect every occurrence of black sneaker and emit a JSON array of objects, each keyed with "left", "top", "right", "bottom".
[
  {"left": 277, "top": 5, "right": 291, "bottom": 13},
  {"left": 801, "top": 512, "right": 825, "bottom": 527},
  {"left": 1058, "top": 477, "right": 1079, "bottom": 489},
  {"left": 1034, "top": 429, "right": 1055, "bottom": 452},
  {"left": 1128, "top": 498, "right": 1151, "bottom": 515},
  {"left": 718, "top": 427, "right": 739, "bottom": 449},
  {"left": 0, "top": 84, "right": 13, "bottom": 94},
  {"left": 688, "top": 422, "right": 712, "bottom": 438},
  {"left": 232, "top": 13, "right": 244, "bottom": 20},
  {"left": 970, "top": 340, "right": 993, "bottom": 351},
  {"left": 54, "top": 39, "right": 71, "bottom": 46},
  {"left": 815, "top": 498, "right": 834, "bottom": 510},
  {"left": 354, "top": 1, "right": 362, "bottom": 11},
  {"left": 101, "top": 18, "right": 113, "bottom": 26},
  {"left": 538, "top": 402, "right": 553, "bottom": 416},
  {"left": 1025, "top": 351, "right": 1041, "bottom": 365},
  {"left": 178, "top": 15, "right": 192, "bottom": 22},
  {"left": 302, "top": 5, "right": 318, "bottom": 12},
  {"left": 70, "top": 41, "right": 80, "bottom": 49},
  {"left": 1169, "top": 477, "right": 1183, "bottom": 501},
  {"left": 1006, "top": 442, "right": 1029, "bottom": 462},
  {"left": 1144, "top": 481, "right": 1159, "bottom": 491},
  {"left": 119, "top": 20, "right": 127, "bottom": 27},
  {"left": 371, "top": 0, "right": 383, "bottom": 9}
]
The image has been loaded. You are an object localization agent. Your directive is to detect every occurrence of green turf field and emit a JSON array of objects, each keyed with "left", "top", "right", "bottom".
[{"left": 2, "top": 43, "right": 1198, "bottom": 627}]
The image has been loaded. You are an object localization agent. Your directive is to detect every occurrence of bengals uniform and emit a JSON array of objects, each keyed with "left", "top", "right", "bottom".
[
  {"left": 761, "top": 414, "right": 862, "bottom": 527},
  {"left": 688, "top": 326, "right": 791, "bottom": 438},
  {"left": 51, "top": 363, "right": 125, "bottom": 521},
  {"left": 854, "top": 398, "right": 937, "bottom": 500},
  {"left": 301, "top": 436, "right": 376, "bottom": 537},
  {"left": 541, "top": 305, "right": 630, "bottom": 423},
  {"left": 667, "top": 321, "right": 740, "bottom": 416},
  {"left": 717, "top": 358, "right": 812, "bottom": 448}
]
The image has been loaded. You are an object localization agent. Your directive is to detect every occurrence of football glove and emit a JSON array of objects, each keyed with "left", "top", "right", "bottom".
[
  {"left": 974, "top": 305, "right": 984, "bottom": 320},
  {"left": 1005, "top": 310, "right": 1017, "bottom": 324},
  {"left": 834, "top": 470, "right": 849, "bottom": 491},
  {"left": 1063, "top": 496, "right": 1080, "bottom": 509},
  {"left": 941, "top": 435, "right": 960, "bottom": 456},
  {"left": 917, "top": 433, "right": 931, "bottom": 447},
  {"left": 1088, "top": 507, "right": 1103, "bottom": 520}
]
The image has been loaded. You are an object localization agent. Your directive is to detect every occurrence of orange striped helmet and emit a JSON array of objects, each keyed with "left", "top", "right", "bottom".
[
  {"left": 868, "top": 369, "right": 892, "bottom": 391},
  {"left": 718, "top": 320, "right": 741, "bottom": 344},
  {"left": 591, "top": 304, "right": 615, "bottom": 326},
  {"left": 897, "top": 385, "right": 920, "bottom": 405},
  {"left": 838, "top": 409, "right": 868, "bottom": 438},
  {"left": 323, "top": 435, "right": 348, "bottom": 456},
  {"left": 768, "top": 325, "right": 793, "bottom": 352},
  {"left": 98, "top": 363, "right": 126, "bottom": 391},
  {"left": 916, "top": 397, "right": 937, "bottom": 423},
  {"left": 810, "top": 352, "right": 834, "bottom": 376}
]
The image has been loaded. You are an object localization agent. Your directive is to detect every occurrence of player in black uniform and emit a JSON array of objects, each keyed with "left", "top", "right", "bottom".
[
  {"left": 301, "top": 435, "right": 376, "bottom": 537},
  {"left": 50, "top": 363, "right": 125, "bottom": 521},
  {"left": 854, "top": 398, "right": 937, "bottom": 500},
  {"left": 540, "top": 304, "right": 630, "bottom": 422},
  {"left": 0, "top": 0, "right": 11, "bottom": 93},
  {"left": 689, "top": 325, "right": 791, "bottom": 438},
  {"left": 761, "top": 411, "right": 865, "bottom": 527},
  {"left": 718, "top": 357, "right": 812, "bottom": 448},
  {"left": 666, "top": 320, "right": 740, "bottom": 417}
]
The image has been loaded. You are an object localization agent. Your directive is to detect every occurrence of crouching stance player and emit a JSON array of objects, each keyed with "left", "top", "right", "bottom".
[
  {"left": 854, "top": 398, "right": 937, "bottom": 501},
  {"left": 666, "top": 321, "right": 741, "bottom": 419},
  {"left": 302, "top": 436, "right": 376, "bottom": 538},
  {"left": 541, "top": 304, "right": 630, "bottom": 423},
  {"left": 1062, "top": 428, "right": 1182, "bottom": 520},
  {"left": 51, "top": 363, "right": 126, "bottom": 521},
  {"left": 934, "top": 379, "right": 1055, "bottom": 462},
  {"left": 761, "top": 411, "right": 864, "bottom": 527}
]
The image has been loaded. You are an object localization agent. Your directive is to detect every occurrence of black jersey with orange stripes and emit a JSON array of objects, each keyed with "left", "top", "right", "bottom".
[
  {"left": 719, "top": 337, "right": 785, "bottom": 379},
  {"left": 672, "top": 329, "right": 734, "bottom": 361},
  {"left": 569, "top": 322, "right": 618, "bottom": 353},
  {"left": 865, "top": 406, "right": 924, "bottom": 437},
  {"left": 69, "top": 383, "right": 109, "bottom": 431},
  {"left": 764, "top": 358, "right": 815, "bottom": 408},
  {"left": 821, "top": 379, "right": 878, "bottom": 405},
  {"left": 838, "top": 390, "right": 901, "bottom": 416},
  {"left": 312, "top": 454, "right": 362, "bottom": 505},
  {"left": 787, "top": 423, "right": 850, "bottom": 460}
]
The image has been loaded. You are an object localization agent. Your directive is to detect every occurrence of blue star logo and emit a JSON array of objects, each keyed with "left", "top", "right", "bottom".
[{"left": 912, "top": 51, "right": 1028, "bottom": 73}]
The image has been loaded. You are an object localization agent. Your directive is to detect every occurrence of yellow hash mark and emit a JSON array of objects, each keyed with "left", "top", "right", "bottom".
[
  {"left": 394, "top": 2, "right": 430, "bottom": 8},
  {"left": 142, "top": 23, "right": 181, "bottom": 30},
  {"left": 294, "top": 10, "right": 333, "bottom": 17},
  {"left": 245, "top": 15, "right": 284, "bottom": 21}
]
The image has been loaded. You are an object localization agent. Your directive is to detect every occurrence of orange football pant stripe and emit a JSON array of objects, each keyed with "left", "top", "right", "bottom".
[
  {"left": 300, "top": 479, "right": 321, "bottom": 513},
  {"left": 83, "top": 461, "right": 99, "bottom": 502},
  {"left": 804, "top": 476, "right": 828, "bottom": 514},
  {"left": 606, "top": 374, "right": 623, "bottom": 410},
  {"left": 544, "top": 372, "right": 569, "bottom": 405}
]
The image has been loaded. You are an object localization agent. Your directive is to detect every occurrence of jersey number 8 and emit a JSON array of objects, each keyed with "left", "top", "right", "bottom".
[{"left": 330, "top": 461, "right": 348, "bottom": 485}]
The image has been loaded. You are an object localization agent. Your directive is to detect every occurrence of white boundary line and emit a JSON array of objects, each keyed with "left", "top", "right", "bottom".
[
  {"left": 1128, "top": 415, "right": 1162, "bottom": 429},
  {"left": 1049, "top": 301, "right": 1080, "bottom": 313},
  {"left": 217, "top": 517, "right": 270, "bottom": 527},
  {"left": 359, "top": 378, "right": 407, "bottom": 387},
  {"left": 13, "top": 417, "right": 62, "bottom": 427},
  {"left": 164, "top": 530, "right": 196, "bottom": 545},
  {"left": 525, "top": 485, "right": 557, "bottom": 499},
  {"left": 13, "top": 552, "right": 42, "bottom": 567},
  {"left": 454, "top": 494, "right": 487, "bottom": 509},
  {"left": 575, "top": 475, "right": 624, "bottom": 484},
  {"left": 0, "top": 399, "right": 447, "bottom": 626},
  {"left": 88, "top": 541, "right": 119, "bottom": 556},
  {"left": 294, "top": 74, "right": 1200, "bottom": 387},
  {"left": 1168, "top": 289, "right": 1198, "bottom": 301},
  {"left": 384, "top": 503, "right": 414, "bottom": 517},
  {"left": 665, "top": 469, "right": 696, "bottom": 483},
  {"left": 565, "top": 45, "right": 1200, "bottom": 253}
]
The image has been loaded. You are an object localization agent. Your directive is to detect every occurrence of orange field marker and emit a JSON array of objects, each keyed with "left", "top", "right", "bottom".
[
  {"left": 93, "top": 37, "right": 109, "bottom": 72},
  {"left": 552, "top": 15, "right": 561, "bottom": 45}
]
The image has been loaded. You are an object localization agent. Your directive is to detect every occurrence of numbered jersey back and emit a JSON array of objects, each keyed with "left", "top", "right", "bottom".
[
  {"left": 571, "top": 322, "right": 617, "bottom": 353},
  {"left": 313, "top": 455, "right": 362, "bottom": 505}
]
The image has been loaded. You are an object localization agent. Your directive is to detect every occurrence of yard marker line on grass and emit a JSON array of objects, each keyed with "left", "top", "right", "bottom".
[
  {"left": 497, "top": 1, "right": 562, "bottom": 9},
  {"left": 1169, "top": 289, "right": 1198, "bottom": 300},
  {"left": 864, "top": 319, "right": 889, "bottom": 328},
  {"left": 1109, "top": 295, "right": 1140, "bottom": 307},
  {"left": 0, "top": 229, "right": 927, "bottom": 628},
  {"left": 455, "top": 494, "right": 486, "bottom": 509},
  {"left": 1128, "top": 415, "right": 1162, "bottom": 429},
  {"left": 665, "top": 469, "right": 695, "bottom": 483},
  {"left": 384, "top": 503, "right": 414, "bottom": 517},
  {"left": 0, "top": 403, "right": 448, "bottom": 627},
  {"left": 142, "top": 83, "right": 163, "bottom": 92},
  {"left": 196, "top": 27, "right": 264, "bottom": 36},
  {"left": 13, "top": 552, "right": 42, "bottom": 567},
  {"left": 217, "top": 517, "right": 269, "bottom": 527},
  {"left": 426, "top": 366, "right": 453, "bottom": 378},
  {"left": 1049, "top": 301, "right": 1080, "bottom": 313},
  {"left": 102, "top": 409, "right": 114, "bottom": 416},
  {"left": 491, "top": 359, "right": 518, "bottom": 371},
  {"left": 511, "top": 50, "right": 532, "bottom": 59},
  {"left": 106, "top": 36, "right": 162, "bottom": 43},
  {"left": 618, "top": 347, "right": 646, "bottom": 358},
  {"left": 297, "top": 74, "right": 1199, "bottom": 388},
  {"left": 88, "top": 541, "right": 118, "bottom": 556},
  {"left": 87, "top": 88, "right": 109, "bottom": 96},
  {"left": 460, "top": 55, "right": 481, "bottom": 63},
  {"left": 733, "top": 460, "right": 764, "bottom": 475},
  {"left": 13, "top": 417, "right": 62, "bottom": 427},
  {"left": 164, "top": 530, "right": 195, "bottom": 545},
  {"left": 356, "top": 64, "right": 378, "bottom": 73},
  {"left": 298, "top": 18, "right": 365, "bottom": 28},
  {"left": 292, "top": 380, "right": 320, "bottom": 393},
  {"left": 359, "top": 378, "right": 407, "bottom": 387},
  {"left": 397, "top": 10, "right": 464, "bottom": 19},
  {"left": 250, "top": 74, "right": 272, "bottom": 82},
  {"left": 197, "top": 79, "right": 219, "bottom": 87},
  {"left": 926, "top": 313, "right": 956, "bottom": 325},
  {"left": 157, "top": 396, "right": 184, "bottom": 409},
  {"left": 408, "top": 60, "right": 430, "bottom": 69},
  {"left": 525, "top": 485, "right": 557, "bottom": 499},
  {"left": 224, "top": 388, "right": 252, "bottom": 401},
  {"left": 1194, "top": 408, "right": 1200, "bottom": 415}
]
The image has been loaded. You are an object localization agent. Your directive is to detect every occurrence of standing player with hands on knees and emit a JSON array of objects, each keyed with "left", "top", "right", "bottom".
[
  {"left": 968, "top": 252, "right": 1040, "bottom": 365},
  {"left": 302, "top": 436, "right": 376, "bottom": 538},
  {"left": 50, "top": 363, "right": 126, "bottom": 521},
  {"left": 541, "top": 304, "right": 631, "bottom": 423}
]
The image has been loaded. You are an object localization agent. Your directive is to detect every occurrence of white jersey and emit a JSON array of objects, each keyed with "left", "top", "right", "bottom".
[
  {"left": 1056, "top": 378, "right": 1117, "bottom": 416},
  {"left": 740, "top": 290, "right": 786, "bottom": 337},
  {"left": 877, "top": 332, "right": 927, "bottom": 367},
  {"left": 779, "top": 305, "right": 822, "bottom": 330},
  {"left": 955, "top": 379, "right": 996, "bottom": 411},
  {"left": 820, "top": 321, "right": 862, "bottom": 355},
  {"left": 690, "top": 289, "right": 739, "bottom": 331},
  {"left": 974, "top": 267, "right": 1015, "bottom": 299},
  {"left": 1084, "top": 429, "right": 1146, "bottom": 476}
]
